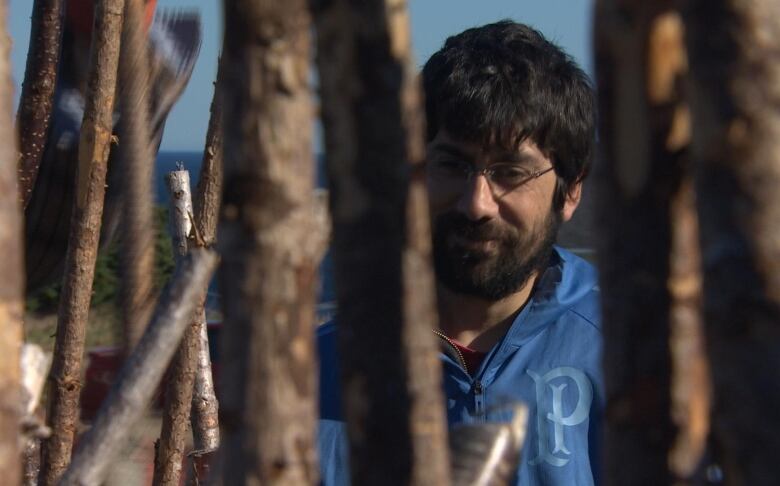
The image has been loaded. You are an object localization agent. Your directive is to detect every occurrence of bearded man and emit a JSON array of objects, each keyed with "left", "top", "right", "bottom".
[{"left": 319, "top": 20, "right": 602, "bottom": 485}]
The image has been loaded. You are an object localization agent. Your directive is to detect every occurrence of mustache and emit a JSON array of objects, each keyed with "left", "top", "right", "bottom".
[{"left": 433, "top": 212, "right": 514, "bottom": 241}]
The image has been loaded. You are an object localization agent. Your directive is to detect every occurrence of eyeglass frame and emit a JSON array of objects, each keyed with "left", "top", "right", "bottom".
[{"left": 426, "top": 160, "right": 555, "bottom": 197}]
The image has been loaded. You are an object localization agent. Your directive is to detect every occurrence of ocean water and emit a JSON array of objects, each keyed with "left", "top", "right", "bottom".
[{"left": 155, "top": 151, "right": 337, "bottom": 309}]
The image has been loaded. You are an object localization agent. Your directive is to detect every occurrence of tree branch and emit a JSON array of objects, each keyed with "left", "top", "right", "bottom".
[
  {"left": 37, "top": 1, "right": 124, "bottom": 482},
  {"left": 189, "top": 55, "right": 225, "bottom": 467},
  {"left": 152, "top": 169, "right": 199, "bottom": 486},
  {"left": 16, "top": 0, "right": 64, "bottom": 208}
]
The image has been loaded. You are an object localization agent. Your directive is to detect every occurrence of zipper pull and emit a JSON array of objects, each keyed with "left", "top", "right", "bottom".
[{"left": 474, "top": 380, "right": 484, "bottom": 419}]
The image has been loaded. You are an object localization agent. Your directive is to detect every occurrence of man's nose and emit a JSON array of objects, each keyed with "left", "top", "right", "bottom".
[{"left": 456, "top": 174, "right": 499, "bottom": 221}]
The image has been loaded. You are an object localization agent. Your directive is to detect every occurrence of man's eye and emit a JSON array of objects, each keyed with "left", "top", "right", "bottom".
[{"left": 491, "top": 165, "right": 531, "bottom": 183}]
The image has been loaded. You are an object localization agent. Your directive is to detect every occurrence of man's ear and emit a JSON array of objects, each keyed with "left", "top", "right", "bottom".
[{"left": 561, "top": 181, "right": 582, "bottom": 222}]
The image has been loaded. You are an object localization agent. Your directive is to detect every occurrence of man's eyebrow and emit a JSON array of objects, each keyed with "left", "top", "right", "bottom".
[
  {"left": 489, "top": 150, "right": 537, "bottom": 165},
  {"left": 427, "top": 142, "right": 473, "bottom": 159}
]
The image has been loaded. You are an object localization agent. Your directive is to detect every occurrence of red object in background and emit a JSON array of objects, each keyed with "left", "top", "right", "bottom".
[
  {"left": 80, "top": 346, "right": 124, "bottom": 421},
  {"left": 80, "top": 321, "right": 222, "bottom": 422},
  {"left": 67, "top": 0, "right": 157, "bottom": 37}
]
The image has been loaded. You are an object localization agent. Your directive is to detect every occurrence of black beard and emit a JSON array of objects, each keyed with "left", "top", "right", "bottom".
[{"left": 431, "top": 211, "right": 561, "bottom": 300}]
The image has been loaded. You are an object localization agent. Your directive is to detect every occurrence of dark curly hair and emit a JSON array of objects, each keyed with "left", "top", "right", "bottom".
[{"left": 422, "top": 20, "right": 596, "bottom": 209}]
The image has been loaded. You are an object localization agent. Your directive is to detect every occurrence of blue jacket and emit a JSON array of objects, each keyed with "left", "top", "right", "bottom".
[{"left": 318, "top": 246, "right": 603, "bottom": 485}]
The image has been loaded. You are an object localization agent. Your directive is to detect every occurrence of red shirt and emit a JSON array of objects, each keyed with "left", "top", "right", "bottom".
[{"left": 451, "top": 339, "right": 487, "bottom": 375}]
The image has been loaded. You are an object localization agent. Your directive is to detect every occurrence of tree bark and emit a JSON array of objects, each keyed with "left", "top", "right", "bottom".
[
  {"left": 58, "top": 249, "right": 218, "bottom": 486},
  {"left": 16, "top": 0, "right": 64, "bottom": 208},
  {"left": 118, "top": 0, "right": 157, "bottom": 351},
  {"left": 22, "top": 441, "right": 40, "bottom": 486},
  {"left": 37, "top": 1, "right": 124, "bottom": 484},
  {"left": 313, "top": 1, "right": 451, "bottom": 484},
  {"left": 684, "top": 1, "right": 780, "bottom": 484},
  {"left": 218, "top": 1, "right": 319, "bottom": 484},
  {"left": 193, "top": 55, "right": 224, "bottom": 250},
  {"left": 189, "top": 56, "right": 224, "bottom": 463},
  {"left": 0, "top": 0, "right": 25, "bottom": 482},
  {"left": 594, "top": 2, "right": 702, "bottom": 484},
  {"left": 152, "top": 169, "right": 198, "bottom": 486}
]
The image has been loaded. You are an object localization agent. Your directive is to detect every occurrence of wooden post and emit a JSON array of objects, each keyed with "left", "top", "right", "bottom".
[
  {"left": 16, "top": 0, "right": 64, "bottom": 208},
  {"left": 313, "top": 0, "right": 451, "bottom": 484},
  {"left": 189, "top": 57, "right": 224, "bottom": 461},
  {"left": 218, "top": 1, "right": 319, "bottom": 484},
  {"left": 0, "top": 0, "right": 26, "bottom": 482},
  {"left": 118, "top": 0, "right": 157, "bottom": 351},
  {"left": 684, "top": 1, "right": 780, "bottom": 483},
  {"left": 37, "top": 1, "right": 125, "bottom": 484},
  {"left": 152, "top": 169, "right": 198, "bottom": 486},
  {"left": 594, "top": 1, "right": 709, "bottom": 484},
  {"left": 58, "top": 249, "right": 218, "bottom": 486}
]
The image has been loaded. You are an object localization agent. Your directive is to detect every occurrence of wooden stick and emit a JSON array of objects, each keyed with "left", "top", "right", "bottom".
[
  {"left": 313, "top": 0, "right": 451, "bottom": 484},
  {"left": 450, "top": 404, "right": 528, "bottom": 486},
  {"left": 685, "top": 0, "right": 780, "bottom": 482},
  {"left": 193, "top": 56, "right": 224, "bottom": 249},
  {"left": 189, "top": 56, "right": 225, "bottom": 462},
  {"left": 58, "top": 248, "right": 218, "bottom": 486},
  {"left": 152, "top": 169, "right": 198, "bottom": 486},
  {"left": 37, "top": 1, "right": 125, "bottom": 483},
  {"left": 16, "top": 0, "right": 64, "bottom": 208},
  {"left": 219, "top": 1, "right": 320, "bottom": 483},
  {"left": 0, "top": 0, "right": 26, "bottom": 480},
  {"left": 117, "top": 0, "right": 157, "bottom": 351}
]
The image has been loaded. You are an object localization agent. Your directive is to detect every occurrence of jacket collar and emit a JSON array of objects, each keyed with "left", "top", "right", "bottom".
[
  {"left": 467, "top": 246, "right": 598, "bottom": 383},
  {"left": 499, "top": 246, "right": 597, "bottom": 348}
]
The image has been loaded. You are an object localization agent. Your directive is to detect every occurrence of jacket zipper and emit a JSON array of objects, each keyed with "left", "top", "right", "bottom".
[
  {"left": 474, "top": 380, "right": 484, "bottom": 417},
  {"left": 432, "top": 330, "right": 485, "bottom": 419},
  {"left": 432, "top": 329, "right": 470, "bottom": 376}
]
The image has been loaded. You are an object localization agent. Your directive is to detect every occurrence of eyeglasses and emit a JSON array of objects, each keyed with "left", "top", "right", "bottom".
[{"left": 427, "top": 160, "right": 555, "bottom": 197}]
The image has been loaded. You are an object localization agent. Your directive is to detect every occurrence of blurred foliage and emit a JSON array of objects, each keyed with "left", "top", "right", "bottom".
[{"left": 26, "top": 205, "right": 176, "bottom": 313}]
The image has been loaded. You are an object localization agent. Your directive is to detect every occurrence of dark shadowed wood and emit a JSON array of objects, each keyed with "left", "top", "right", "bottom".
[
  {"left": 0, "top": 0, "right": 25, "bottom": 481},
  {"left": 218, "top": 1, "right": 319, "bottom": 484},
  {"left": 117, "top": 0, "right": 157, "bottom": 351},
  {"left": 152, "top": 169, "right": 198, "bottom": 486},
  {"left": 594, "top": 2, "right": 701, "bottom": 484},
  {"left": 38, "top": 2, "right": 124, "bottom": 484},
  {"left": 58, "top": 249, "right": 218, "bottom": 486},
  {"left": 313, "top": 0, "right": 451, "bottom": 484},
  {"left": 16, "top": 0, "right": 64, "bottom": 208},
  {"left": 684, "top": 1, "right": 780, "bottom": 483},
  {"left": 189, "top": 56, "right": 224, "bottom": 463}
]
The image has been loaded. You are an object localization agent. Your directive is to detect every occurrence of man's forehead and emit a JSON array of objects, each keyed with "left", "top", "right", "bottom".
[{"left": 428, "top": 130, "right": 546, "bottom": 164}]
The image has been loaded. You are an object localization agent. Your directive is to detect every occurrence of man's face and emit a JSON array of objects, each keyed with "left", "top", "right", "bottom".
[{"left": 426, "top": 130, "right": 580, "bottom": 300}]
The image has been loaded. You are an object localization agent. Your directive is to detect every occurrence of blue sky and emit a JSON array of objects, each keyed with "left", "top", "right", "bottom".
[{"left": 9, "top": 0, "right": 593, "bottom": 151}]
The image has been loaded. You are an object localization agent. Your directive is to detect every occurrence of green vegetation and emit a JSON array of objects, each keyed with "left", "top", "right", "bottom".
[{"left": 25, "top": 206, "right": 177, "bottom": 349}]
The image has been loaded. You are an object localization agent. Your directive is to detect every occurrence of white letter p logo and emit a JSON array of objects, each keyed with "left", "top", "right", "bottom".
[{"left": 527, "top": 367, "right": 593, "bottom": 467}]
